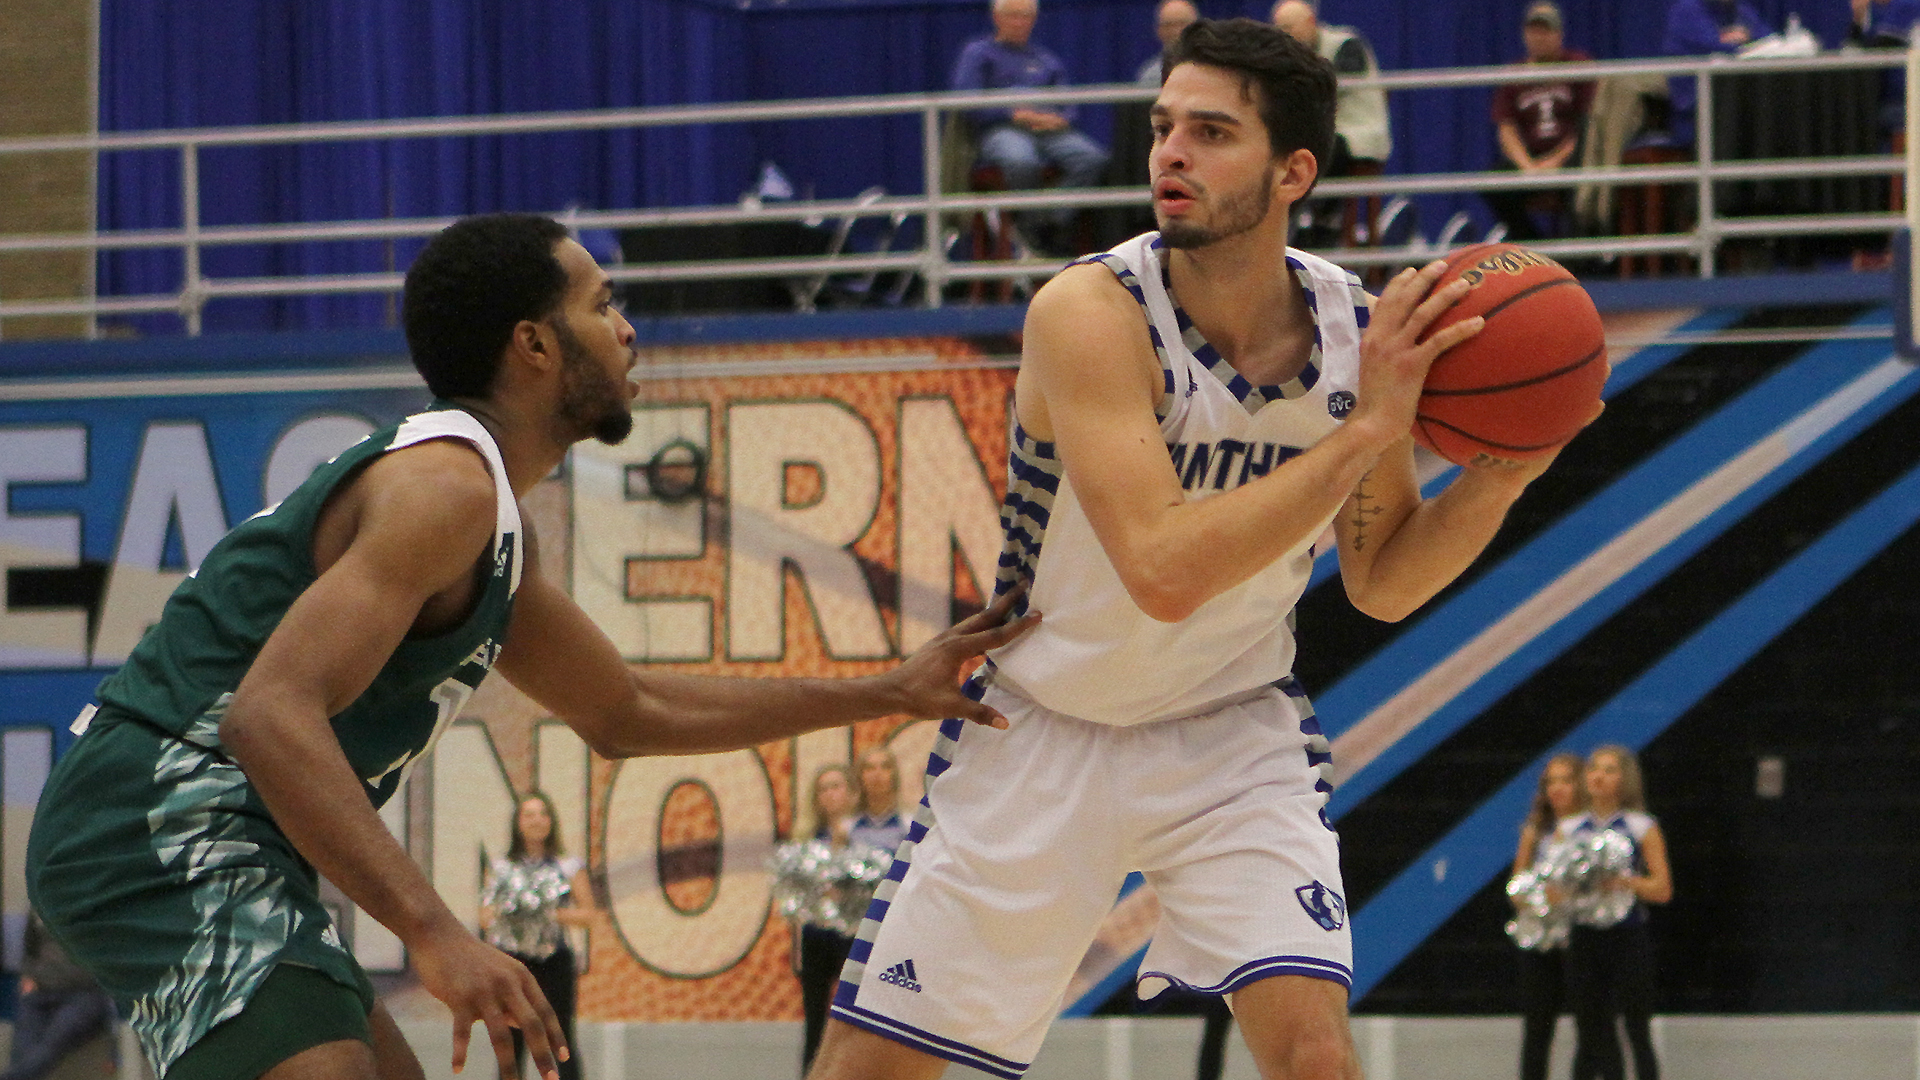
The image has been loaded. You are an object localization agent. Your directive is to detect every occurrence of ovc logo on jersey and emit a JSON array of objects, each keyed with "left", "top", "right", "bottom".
[
  {"left": 878, "top": 959, "right": 924, "bottom": 993},
  {"left": 1296, "top": 881, "right": 1347, "bottom": 932},
  {"left": 1327, "top": 390, "right": 1356, "bottom": 419}
]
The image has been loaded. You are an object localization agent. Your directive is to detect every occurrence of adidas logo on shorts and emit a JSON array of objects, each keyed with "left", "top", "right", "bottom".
[{"left": 877, "top": 959, "right": 924, "bottom": 993}]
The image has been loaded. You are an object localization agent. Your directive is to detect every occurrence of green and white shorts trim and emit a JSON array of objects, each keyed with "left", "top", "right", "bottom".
[{"left": 27, "top": 703, "right": 373, "bottom": 1079}]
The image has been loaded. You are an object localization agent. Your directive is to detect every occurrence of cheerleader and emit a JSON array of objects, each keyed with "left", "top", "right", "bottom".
[
  {"left": 1563, "top": 745, "right": 1672, "bottom": 1080},
  {"left": 1511, "top": 752, "right": 1586, "bottom": 1080}
]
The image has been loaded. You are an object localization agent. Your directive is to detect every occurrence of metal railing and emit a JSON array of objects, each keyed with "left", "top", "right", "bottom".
[{"left": 0, "top": 48, "right": 1909, "bottom": 335}]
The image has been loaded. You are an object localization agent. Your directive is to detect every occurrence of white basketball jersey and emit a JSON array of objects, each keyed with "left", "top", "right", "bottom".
[{"left": 981, "top": 233, "right": 1370, "bottom": 726}]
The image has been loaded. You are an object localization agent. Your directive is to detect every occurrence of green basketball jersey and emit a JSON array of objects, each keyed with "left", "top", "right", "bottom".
[{"left": 94, "top": 403, "right": 523, "bottom": 808}]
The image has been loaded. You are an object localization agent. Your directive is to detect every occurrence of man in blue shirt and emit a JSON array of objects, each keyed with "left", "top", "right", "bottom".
[
  {"left": 951, "top": 0, "right": 1109, "bottom": 254},
  {"left": 1662, "top": 0, "right": 1774, "bottom": 146}
]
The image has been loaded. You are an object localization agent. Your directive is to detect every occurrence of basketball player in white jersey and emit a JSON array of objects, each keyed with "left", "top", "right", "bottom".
[{"left": 809, "top": 18, "right": 1596, "bottom": 1080}]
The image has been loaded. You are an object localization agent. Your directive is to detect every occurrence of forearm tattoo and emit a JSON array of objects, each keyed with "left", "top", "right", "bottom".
[{"left": 1349, "top": 470, "right": 1384, "bottom": 552}]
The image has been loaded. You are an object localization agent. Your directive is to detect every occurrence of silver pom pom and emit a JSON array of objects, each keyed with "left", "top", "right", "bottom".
[
  {"left": 770, "top": 839, "right": 894, "bottom": 936},
  {"left": 1565, "top": 829, "right": 1639, "bottom": 928}
]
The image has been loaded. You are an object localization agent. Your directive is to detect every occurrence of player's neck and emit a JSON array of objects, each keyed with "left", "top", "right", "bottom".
[
  {"left": 1163, "top": 225, "right": 1311, "bottom": 384},
  {"left": 449, "top": 397, "right": 569, "bottom": 498},
  {"left": 1588, "top": 798, "right": 1621, "bottom": 818}
]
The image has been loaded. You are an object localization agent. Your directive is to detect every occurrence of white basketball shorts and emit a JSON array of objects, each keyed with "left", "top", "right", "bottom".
[{"left": 828, "top": 677, "right": 1351, "bottom": 1078}]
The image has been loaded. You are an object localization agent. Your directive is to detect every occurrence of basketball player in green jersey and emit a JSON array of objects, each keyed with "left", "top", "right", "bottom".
[{"left": 26, "top": 214, "right": 1037, "bottom": 1080}]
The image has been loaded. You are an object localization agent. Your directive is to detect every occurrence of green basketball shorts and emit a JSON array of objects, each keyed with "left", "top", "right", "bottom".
[{"left": 27, "top": 704, "right": 375, "bottom": 1079}]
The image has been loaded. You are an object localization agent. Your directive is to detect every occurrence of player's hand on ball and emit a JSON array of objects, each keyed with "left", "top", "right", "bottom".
[
  {"left": 1353, "top": 260, "right": 1485, "bottom": 445},
  {"left": 886, "top": 585, "right": 1040, "bottom": 729},
  {"left": 413, "top": 923, "right": 570, "bottom": 1080}
]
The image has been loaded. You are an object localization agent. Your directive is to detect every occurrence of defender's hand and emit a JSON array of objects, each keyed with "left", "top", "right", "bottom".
[
  {"left": 412, "top": 924, "right": 570, "bottom": 1080},
  {"left": 885, "top": 586, "right": 1040, "bottom": 729}
]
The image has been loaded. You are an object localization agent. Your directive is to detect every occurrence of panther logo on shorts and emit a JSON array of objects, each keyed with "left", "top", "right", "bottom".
[{"left": 1295, "top": 881, "right": 1347, "bottom": 931}]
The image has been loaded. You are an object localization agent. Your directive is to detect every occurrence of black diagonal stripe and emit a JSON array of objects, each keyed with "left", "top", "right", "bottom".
[{"left": 1350, "top": 377, "right": 1920, "bottom": 1013}]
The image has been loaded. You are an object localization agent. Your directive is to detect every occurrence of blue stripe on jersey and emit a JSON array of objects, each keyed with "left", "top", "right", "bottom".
[
  {"left": 1077, "top": 251, "right": 1179, "bottom": 420},
  {"left": 1281, "top": 676, "right": 1337, "bottom": 832},
  {"left": 988, "top": 429, "right": 1063, "bottom": 616},
  {"left": 1159, "top": 254, "right": 1330, "bottom": 411}
]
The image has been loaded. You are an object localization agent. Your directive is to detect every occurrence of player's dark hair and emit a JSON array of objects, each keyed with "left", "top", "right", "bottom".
[
  {"left": 403, "top": 213, "right": 571, "bottom": 400},
  {"left": 507, "top": 789, "right": 567, "bottom": 861},
  {"left": 1162, "top": 18, "right": 1337, "bottom": 187}
]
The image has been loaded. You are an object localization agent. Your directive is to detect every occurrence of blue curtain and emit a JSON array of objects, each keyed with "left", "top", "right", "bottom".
[{"left": 99, "top": 0, "right": 1857, "bottom": 333}]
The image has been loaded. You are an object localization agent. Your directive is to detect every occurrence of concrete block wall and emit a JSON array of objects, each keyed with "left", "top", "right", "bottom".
[{"left": 0, "top": 0, "right": 95, "bottom": 340}]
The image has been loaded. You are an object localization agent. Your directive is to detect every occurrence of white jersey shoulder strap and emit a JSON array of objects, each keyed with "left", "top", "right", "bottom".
[{"left": 387, "top": 408, "right": 526, "bottom": 595}]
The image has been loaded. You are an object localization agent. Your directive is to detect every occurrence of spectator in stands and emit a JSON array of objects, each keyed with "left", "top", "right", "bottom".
[
  {"left": 1848, "top": 0, "right": 1920, "bottom": 144},
  {"left": 1851, "top": 0, "right": 1920, "bottom": 40},
  {"left": 1483, "top": 1, "right": 1595, "bottom": 241},
  {"left": 1662, "top": 0, "right": 1774, "bottom": 147},
  {"left": 1, "top": 912, "right": 115, "bottom": 1080},
  {"left": 951, "top": 0, "right": 1111, "bottom": 255},
  {"left": 1271, "top": 0, "right": 1391, "bottom": 247},
  {"left": 1137, "top": 0, "right": 1200, "bottom": 84}
]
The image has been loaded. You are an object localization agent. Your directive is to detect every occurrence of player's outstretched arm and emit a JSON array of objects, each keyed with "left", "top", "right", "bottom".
[
  {"left": 492, "top": 535, "right": 1037, "bottom": 758},
  {"left": 218, "top": 443, "right": 568, "bottom": 1080}
]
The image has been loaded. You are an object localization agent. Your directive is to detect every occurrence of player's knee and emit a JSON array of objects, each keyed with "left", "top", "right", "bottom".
[{"left": 1286, "top": 1026, "right": 1357, "bottom": 1080}]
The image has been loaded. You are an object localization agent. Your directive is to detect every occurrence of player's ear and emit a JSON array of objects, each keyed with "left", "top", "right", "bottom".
[
  {"left": 507, "top": 319, "right": 557, "bottom": 373},
  {"left": 1277, "top": 147, "right": 1317, "bottom": 202}
]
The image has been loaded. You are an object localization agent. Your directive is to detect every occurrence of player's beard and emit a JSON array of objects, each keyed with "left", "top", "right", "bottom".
[
  {"left": 1158, "top": 168, "right": 1275, "bottom": 249},
  {"left": 554, "top": 316, "right": 635, "bottom": 446}
]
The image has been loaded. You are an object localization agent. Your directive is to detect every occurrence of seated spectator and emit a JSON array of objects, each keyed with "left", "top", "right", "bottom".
[
  {"left": 951, "top": 0, "right": 1111, "bottom": 255},
  {"left": 1851, "top": 0, "right": 1920, "bottom": 42},
  {"left": 1484, "top": 1, "right": 1595, "bottom": 241},
  {"left": 1848, "top": 0, "right": 1920, "bottom": 142},
  {"left": 1272, "top": 0, "right": 1391, "bottom": 247},
  {"left": 2, "top": 913, "right": 115, "bottom": 1080},
  {"left": 1662, "top": 0, "right": 1774, "bottom": 147},
  {"left": 1137, "top": 0, "right": 1200, "bottom": 85}
]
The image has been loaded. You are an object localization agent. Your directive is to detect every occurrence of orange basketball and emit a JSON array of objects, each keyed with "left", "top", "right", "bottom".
[{"left": 1412, "top": 243, "right": 1607, "bottom": 468}]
